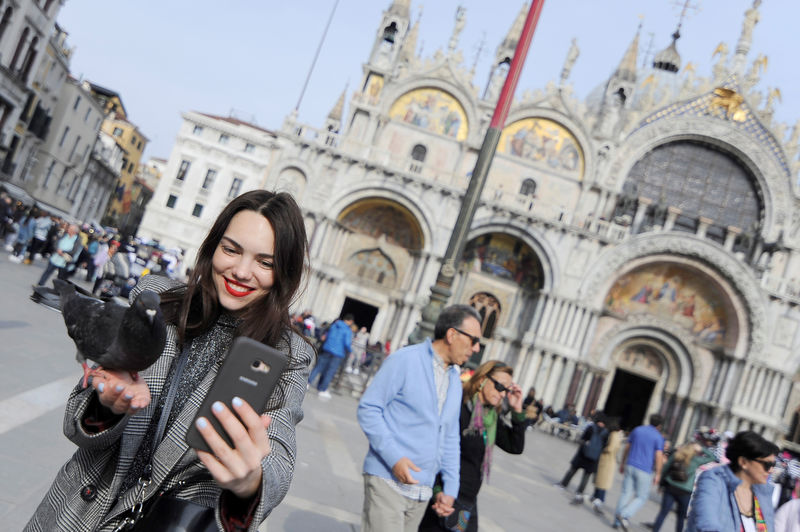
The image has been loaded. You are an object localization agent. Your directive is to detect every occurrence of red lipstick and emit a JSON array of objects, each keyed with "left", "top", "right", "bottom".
[{"left": 223, "top": 277, "right": 255, "bottom": 297}]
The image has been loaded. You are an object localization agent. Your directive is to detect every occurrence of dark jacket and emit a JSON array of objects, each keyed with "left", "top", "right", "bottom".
[
  {"left": 419, "top": 401, "right": 526, "bottom": 532},
  {"left": 456, "top": 401, "right": 526, "bottom": 503}
]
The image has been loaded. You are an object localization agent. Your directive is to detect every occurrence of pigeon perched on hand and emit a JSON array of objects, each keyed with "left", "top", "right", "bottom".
[{"left": 54, "top": 279, "right": 167, "bottom": 388}]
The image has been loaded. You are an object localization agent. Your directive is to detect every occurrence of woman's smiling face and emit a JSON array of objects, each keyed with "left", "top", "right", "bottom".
[{"left": 211, "top": 210, "right": 275, "bottom": 313}]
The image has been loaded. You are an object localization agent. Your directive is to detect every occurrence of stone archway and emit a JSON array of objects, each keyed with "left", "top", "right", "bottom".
[{"left": 604, "top": 339, "right": 668, "bottom": 432}]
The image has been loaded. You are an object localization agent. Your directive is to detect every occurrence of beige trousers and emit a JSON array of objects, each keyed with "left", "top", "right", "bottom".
[{"left": 361, "top": 474, "right": 429, "bottom": 532}]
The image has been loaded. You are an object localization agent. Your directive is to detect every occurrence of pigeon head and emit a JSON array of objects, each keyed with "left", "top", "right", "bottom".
[{"left": 134, "top": 290, "right": 162, "bottom": 325}]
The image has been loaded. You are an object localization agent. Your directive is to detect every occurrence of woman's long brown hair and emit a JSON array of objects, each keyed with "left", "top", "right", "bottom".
[{"left": 160, "top": 190, "right": 309, "bottom": 348}]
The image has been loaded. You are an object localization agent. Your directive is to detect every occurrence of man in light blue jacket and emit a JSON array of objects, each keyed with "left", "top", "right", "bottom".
[{"left": 358, "top": 304, "right": 482, "bottom": 532}]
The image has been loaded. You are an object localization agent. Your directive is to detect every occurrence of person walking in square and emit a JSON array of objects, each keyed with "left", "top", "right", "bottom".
[
  {"left": 652, "top": 441, "right": 716, "bottom": 532},
  {"left": 308, "top": 313, "right": 354, "bottom": 399},
  {"left": 358, "top": 304, "right": 482, "bottom": 532},
  {"left": 614, "top": 414, "right": 666, "bottom": 530},
  {"left": 591, "top": 416, "right": 623, "bottom": 514},
  {"left": 36, "top": 223, "right": 81, "bottom": 286},
  {"left": 557, "top": 411, "right": 609, "bottom": 504}
]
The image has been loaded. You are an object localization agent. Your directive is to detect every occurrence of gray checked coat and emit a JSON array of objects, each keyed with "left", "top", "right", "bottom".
[{"left": 25, "top": 276, "right": 313, "bottom": 531}]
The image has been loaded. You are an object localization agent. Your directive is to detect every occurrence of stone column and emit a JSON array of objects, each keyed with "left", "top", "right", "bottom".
[
  {"left": 631, "top": 196, "right": 653, "bottom": 233},
  {"left": 771, "top": 377, "right": 791, "bottom": 418},
  {"left": 697, "top": 216, "right": 713, "bottom": 239},
  {"left": 735, "top": 364, "right": 753, "bottom": 405},
  {"left": 749, "top": 368, "right": 766, "bottom": 409},
  {"left": 538, "top": 295, "right": 556, "bottom": 340},
  {"left": 718, "top": 359, "right": 741, "bottom": 407},
  {"left": 309, "top": 218, "right": 330, "bottom": 258},
  {"left": 557, "top": 303, "right": 577, "bottom": 345},
  {"left": 724, "top": 226, "right": 742, "bottom": 251},
  {"left": 521, "top": 349, "right": 544, "bottom": 394},
  {"left": 553, "top": 358, "right": 576, "bottom": 409},
  {"left": 664, "top": 206, "right": 682, "bottom": 232},
  {"left": 676, "top": 399, "right": 695, "bottom": 444},
  {"left": 761, "top": 372, "right": 780, "bottom": 413},
  {"left": 575, "top": 368, "right": 594, "bottom": 416},
  {"left": 542, "top": 355, "right": 564, "bottom": 406},
  {"left": 534, "top": 353, "right": 553, "bottom": 394}
]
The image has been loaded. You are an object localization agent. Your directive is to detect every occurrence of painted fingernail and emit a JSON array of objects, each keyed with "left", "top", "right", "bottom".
[
  {"left": 196, "top": 417, "right": 208, "bottom": 429},
  {"left": 232, "top": 397, "right": 243, "bottom": 407},
  {"left": 115, "top": 384, "right": 124, "bottom": 392},
  {"left": 97, "top": 383, "right": 105, "bottom": 393},
  {"left": 212, "top": 401, "right": 224, "bottom": 413},
  {"left": 124, "top": 393, "right": 133, "bottom": 400}
]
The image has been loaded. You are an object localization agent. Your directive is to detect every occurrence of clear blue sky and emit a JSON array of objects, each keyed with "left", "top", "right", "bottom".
[{"left": 57, "top": 1, "right": 799, "bottom": 162}]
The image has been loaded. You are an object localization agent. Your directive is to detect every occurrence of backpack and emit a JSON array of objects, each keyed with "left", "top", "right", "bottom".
[
  {"left": 668, "top": 458, "right": 689, "bottom": 482},
  {"left": 581, "top": 425, "right": 607, "bottom": 461}
]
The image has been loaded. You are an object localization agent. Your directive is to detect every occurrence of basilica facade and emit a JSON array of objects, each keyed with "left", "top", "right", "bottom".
[{"left": 144, "top": 0, "right": 800, "bottom": 446}]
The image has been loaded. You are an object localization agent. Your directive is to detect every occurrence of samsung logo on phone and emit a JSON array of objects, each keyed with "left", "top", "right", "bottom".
[{"left": 238, "top": 376, "right": 258, "bottom": 387}]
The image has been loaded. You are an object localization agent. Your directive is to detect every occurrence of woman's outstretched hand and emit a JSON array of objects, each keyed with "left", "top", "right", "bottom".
[
  {"left": 91, "top": 368, "right": 151, "bottom": 415},
  {"left": 194, "top": 397, "right": 272, "bottom": 499}
]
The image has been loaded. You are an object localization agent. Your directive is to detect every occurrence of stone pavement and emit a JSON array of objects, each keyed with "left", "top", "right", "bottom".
[{"left": 0, "top": 256, "right": 676, "bottom": 531}]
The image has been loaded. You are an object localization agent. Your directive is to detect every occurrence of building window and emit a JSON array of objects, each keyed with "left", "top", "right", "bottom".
[
  {"left": 166, "top": 194, "right": 177, "bottom": 208},
  {"left": 58, "top": 126, "right": 69, "bottom": 147},
  {"left": 137, "top": 141, "right": 142, "bottom": 150},
  {"left": 202, "top": 169, "right": 217, "bottom": 189},
  {"left": 69, "top": 135, "right": 81, "bottom": 160},
  {"left": 219, "top": 134, "right": 229, "bottom": 145},
  {"left": 131, "top": 135, "right": 137, "bottom": 145},
  {"left": 128, "top": 161, "right": 134, "bottom": 172},
  {"left": 42, "top": 160, "right": 56, "bottom": 188},
  {"left": 95, "top": 118, "right": 101, "bottom": 130},
  {"left": 73, "top": 95, "right": 81, "bottom": 110},
  {"left": 244, "top": 143, "right": 255, "bottom": 153},
  {"left": 228, "top": 177, "right": 243, "bottom": 198},
  {"left": 0, "top": 8, "right": 13, "bottom": 44},
  {"left": 192, "top": 203, "right": 203, "bottom": 217},
  {"left": 520, "top": 178, "right": 537, "bottom": 197},
  {"left": 193, "top": 125, "right": 203, "bottom": 135},
  {"left": 112, "top": 127, "right": 123, "bottom": 137},
  {"left": 176, "top": 159, "right": 190, "bottom": 181},
  {"left": 83, "top": 107, "right": 91, "bottom": 122}
]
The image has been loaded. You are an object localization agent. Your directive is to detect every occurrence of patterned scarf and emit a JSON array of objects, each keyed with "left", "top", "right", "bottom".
[
  {"left": 741, "top": 494, "right": 769, "bottom": 532},
  {"left": 464, "top": 393, "right": 498, "bottom": 482},
  {"left": 753, "top": 494, "right": 768, "bottom": 532}
]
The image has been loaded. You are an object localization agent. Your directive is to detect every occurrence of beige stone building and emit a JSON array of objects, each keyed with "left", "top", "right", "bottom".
[{"left": 261, "top": 0, "right": 800, "bottom": 446}]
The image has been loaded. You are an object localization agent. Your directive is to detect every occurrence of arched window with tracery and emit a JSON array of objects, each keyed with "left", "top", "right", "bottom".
[
  {"left": 520, "top": 178, "right": 536, "bottom": 197},
  {"left": 618, "top": 141, "right": 763, "bottom": 243}
]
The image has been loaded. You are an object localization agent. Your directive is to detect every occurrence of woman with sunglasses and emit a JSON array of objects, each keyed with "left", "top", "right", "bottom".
[
  {"left": 419, "top": 360, "right": 525, "bottom": 532},
  {"left": 686, "top": 430, "right": 779, "bottom": 532}
]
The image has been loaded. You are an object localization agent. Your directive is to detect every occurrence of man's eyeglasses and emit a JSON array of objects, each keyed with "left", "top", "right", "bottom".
[
  {"left": 487, "top": 375, "right": 510, "bottom": 394},
  {"left": 452, "top": 327, "right": 481, "bottom": 346},
  {"left": 753, "top": 458, "right": 776, "bottom": 471}
]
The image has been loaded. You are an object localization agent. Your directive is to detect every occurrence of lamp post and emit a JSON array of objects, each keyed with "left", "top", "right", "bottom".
[{"left": 411, "top": 0, "right": 546, "bottom": 342}]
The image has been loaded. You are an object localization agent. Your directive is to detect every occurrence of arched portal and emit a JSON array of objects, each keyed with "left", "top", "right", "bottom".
[
  {"left": 338, "top": 198, "right": 424, "bottom": 250},
  {"left": 604, "top": 262, "right": 739, "bottom": 350},
  {"left": 604, "top": 339, "right": 667, "bottom": 432}
]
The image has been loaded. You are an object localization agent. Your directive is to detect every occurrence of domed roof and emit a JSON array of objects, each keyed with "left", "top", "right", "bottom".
[{"left": 652, "top": 31, "right": 681, "bottom": 73}]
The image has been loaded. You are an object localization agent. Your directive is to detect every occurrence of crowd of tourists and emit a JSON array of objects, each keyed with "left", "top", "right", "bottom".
[
  {"left": 16, "top": 187, "right": 800, "bottom": 531},
  {"left": 2, "top": 191, "right": 182, "bottom": 296}
]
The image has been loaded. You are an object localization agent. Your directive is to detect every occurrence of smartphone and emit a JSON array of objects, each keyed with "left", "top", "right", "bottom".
[{"left": 186, "top": 336, "right": 287, "bottom": 453}]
